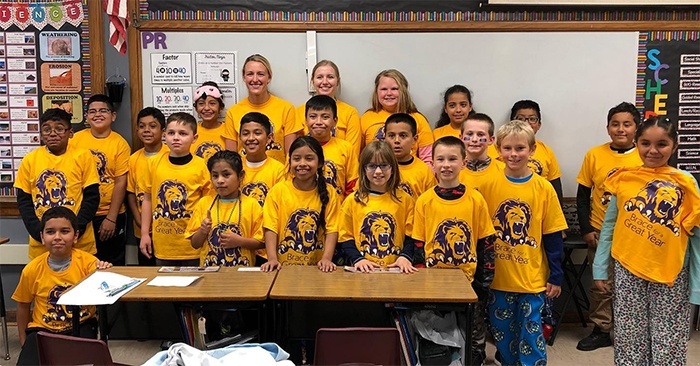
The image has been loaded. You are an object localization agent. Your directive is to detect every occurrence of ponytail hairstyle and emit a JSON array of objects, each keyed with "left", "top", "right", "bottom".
[
  {"left": 288, "top": 136, "right": 330, "bottom": 239},
  {"left": 354, "top": 141, "right": 401, "bottom": 205},
  {"left": 436, "top": 85, "right": 474, "bottom": 128},
  {"left": 635, "top": 116, "right": 678, "bottom": 148}
]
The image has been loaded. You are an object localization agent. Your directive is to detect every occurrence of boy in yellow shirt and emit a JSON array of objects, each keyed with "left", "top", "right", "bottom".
[
  {"left": 71, "top": 94, "right": 130, "bottom": 265},
  {"left": 305, "top": 95, "right": 358, "bottom": 197},
  {"left": 127, "top": 107, "right": 168, "bottom": 266},
  {"left": 412, "top": 136, "right": 496, "bottom": 365},
  {"left": 458, "top": 113, "right": 504, "bottom": 192},
  {"left": 15, "top": 108, "right": 100, "bottom": 259},
  {"left": 384, "top": 113, "right": 436, "bottom": 199},
  {"left": 478, "top": 120, "right": 567, "bottom": 366},
  {"left": 12, "top": 207, "right": 112, "bottom": 366},
  {"left": 140, "top": 112, "right": 213, "bottom": 266}
]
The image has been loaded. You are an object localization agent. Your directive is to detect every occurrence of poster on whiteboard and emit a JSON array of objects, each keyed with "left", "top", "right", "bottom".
[
  {"left": 152, "top": 86, "right": 193, "bottom": 118},
  {"left": 151, "top": 53, "right": 192, "bottom": 84},
  {"left": 194, "top": 52, "right": 236, "bottom": 85}
]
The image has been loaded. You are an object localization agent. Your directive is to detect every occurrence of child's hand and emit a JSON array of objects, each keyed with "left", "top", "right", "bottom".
[
  {"left": 95, "top": 260, "right": 113, "bottom": 270},
  {"left": 98, "top": 217, "right": 116, "bottom": 241},
  {"left": 260, "top": 259, "right": 281, "bottom": 272},
  {"left": 388, "top": 256, "right": 418, "bottom": 273},
  {"left": 317, "top": 258, "right": 336, "bottom": 272},
  {"left": 354, "top": 259, "right": 380, "bottom": 273},
  {"left": 594, "top": 280, "right": 608, "bottom": 294},
  {"left": 139, "top": 236, "right": 153, "bottom": 259},
  {"left": 219, "top": 231, "right": 243, "bottom": 249},
  {"left": 583, "top": 231, "right": 599, "bottom": 248},
  {"left": 199, "top": 210, "right": 213, "bottom": 234},
  {"left": 545, "top": 283, "right": 561, "bottom": 298}
]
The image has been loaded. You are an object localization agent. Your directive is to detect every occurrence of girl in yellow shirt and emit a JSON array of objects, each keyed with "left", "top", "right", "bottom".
[
  {"left": 191, "top": 82, "right": 226, "bottom": 163},
  {"left": 432, "top": 85, "right": 474, "bottom": 141},
  {"left": 593, "top": 116, "right": 700, "bottom": 365}
]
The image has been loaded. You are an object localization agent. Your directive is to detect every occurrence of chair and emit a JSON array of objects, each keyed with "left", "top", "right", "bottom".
[
  {"left": 314, "top": 327, "right": 403, "bottom": 366},
  {"left": 36, "top": 331, "right": 128, "bottom": 366}
]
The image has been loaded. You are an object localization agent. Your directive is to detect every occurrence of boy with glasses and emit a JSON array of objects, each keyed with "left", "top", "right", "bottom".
[
  {"left": 15, "top": 108, "right": 100, "bottom": 259},
  {"left": 71, "top": 94, "right": 130, "bottom": 265}
]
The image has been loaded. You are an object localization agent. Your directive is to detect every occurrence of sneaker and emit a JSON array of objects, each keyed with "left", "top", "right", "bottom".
[{"left": 576, "top": 326, "right": 612, "bottom": 351}]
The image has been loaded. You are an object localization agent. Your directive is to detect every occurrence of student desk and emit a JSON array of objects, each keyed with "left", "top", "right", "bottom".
[
  {"left": 269, "top": 266, "right": 477, "bottom": 364},
  {"left": 97, "top": 266, "right": 277, "bottom": 343}
]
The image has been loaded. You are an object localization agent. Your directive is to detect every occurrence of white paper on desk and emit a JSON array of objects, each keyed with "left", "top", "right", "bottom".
[
  {"left": 147, "top": 276, "right": 200, "bottom": 287},
  {"left": 57, "top": 271, "right": 146, "bottom": 306}
]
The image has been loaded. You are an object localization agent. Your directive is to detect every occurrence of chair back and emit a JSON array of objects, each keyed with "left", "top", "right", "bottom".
[
  {"left": 314, "top": 327, "right": 402, "bottom": 366},
  {"left": 37, "top": 331, "right": 116, "bottom": 366}
]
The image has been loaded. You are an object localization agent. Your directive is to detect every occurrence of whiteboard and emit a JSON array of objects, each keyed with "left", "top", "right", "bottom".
[{"left": 141, "top": 31, "right": 639, "bottom": 196}]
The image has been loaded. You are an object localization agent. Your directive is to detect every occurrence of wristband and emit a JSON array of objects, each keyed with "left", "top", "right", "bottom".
[{"left": 105, "top": 217, "right": 116, "bottom": 224}]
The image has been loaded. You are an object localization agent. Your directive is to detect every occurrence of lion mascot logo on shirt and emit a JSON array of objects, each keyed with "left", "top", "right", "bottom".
[
  {"left": 527, "top": 158, "right": 543, "bottom": 176},
  {"left": 195, "top": 142, "right": 222, "bottom": 161},
  {"left": 600, "top": 168, "right": 620, "bottom": 206},
  {"left": 323, "top": 161, "right": 342, "bottom": 195},
  {"left": 265, "top": 121, "right": 283, "bottom": 152},
  {"left": 205, "top": 223, "right": 249, "bottom": 266},
  {"left": 398, "top": 182, "right": 414, "bottom": 197},
  {"left": 359, "top": 211, "right": 401, "bottom": 258},
  {"left": 427, "top": 219, "right": 477, "bottom": 266},
  {"left": 89, "top": 149, "right": 110, "bottom": 184},
  {"left": 241, "top": 182, "right": 269, "bottom": 206},
  {"left": 153, "top": 180, "right": 192, "bottom": 220},
  {"left": 34, "top": 169, "right": 75, "bottom": 209},
  {"left": 494, "top": 199, "right": 538, "bottom": 247},
  {"left": 42, "top": 284, "right": 89, "bottom": 326},
  {"left": 280, "top": 209, "right": 323, "bottom": 255},
  {"left": 374, "top": 126, "right": 386, "bottom": 141},
  {"left": 624, "top": 179, "right": 683, "bottom": 236}
]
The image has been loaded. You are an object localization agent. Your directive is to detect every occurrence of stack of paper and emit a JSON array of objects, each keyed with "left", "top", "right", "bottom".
[{"left": 58, "top": 271, "right": 146, "bottom": 306}]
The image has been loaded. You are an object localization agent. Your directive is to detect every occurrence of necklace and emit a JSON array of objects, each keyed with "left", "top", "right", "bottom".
[{"left": 210, "top": 194, "right": 242, "bottom": 227}]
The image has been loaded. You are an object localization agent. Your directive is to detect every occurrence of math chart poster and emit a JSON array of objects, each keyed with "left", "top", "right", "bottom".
[{"left": 638, "top": 32, "right": 700, "bottom": 178}]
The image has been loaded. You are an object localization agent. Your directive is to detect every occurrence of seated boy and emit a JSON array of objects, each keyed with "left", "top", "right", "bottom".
[
  {"left": 15, "top": 108, "right": 100, "bottom": 259},
  {"left": 458, "top": 113, "right": 504, "bottom": 191},
  {"left": 384, "top": 113, "right": 436, "bottom": 199},
  {"left": 12, "top": 207, "right": 112, "bottom": 366},
  {"left": 412, "top": 136, "right": 496, "bottom": 365}
]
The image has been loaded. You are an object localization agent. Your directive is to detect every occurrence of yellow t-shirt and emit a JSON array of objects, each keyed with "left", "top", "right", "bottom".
[
  {"left": 607, "top": 166, "right": 700, "bottom": 286},
  {"left": 338, "top": 190, "right": 415, "bottom": 267},
  {"left": 432, "top": 124, "right": 461, "bottom": 141},
  {"left": 488, "top": 140, "right": 561, "bottom": 181},
  {"left": 263, "top": 179, "right": 340, "bottom": 265},
  {"left": 127, "top": 145, "right": 169, "bottom": 239},
  {"left": 413, "top": 188, "right": 496, "bottom": 281},
  {"left": 479, "top": 173, "right": 568, "bottom": 293},
  {"left": 458, "top": 159, "right": 505, "bottom": 192},
  {"left": 398, "top": 158, "right": 436, "bottom": 199},
  {"left": 241, "top": 157, "right": 287, "bottom": 207},
  {"left": 185, "top": 195, "right": 263, "bottom": 267},
  {"left": 71, "top": 130, "right": 130, "bottom": 216},
  {"left": 223, "top": 95, "right": 302, "bottom": 163},
  {"left": 14, "top": 145, "right": 99, "bottom": 258},
  {"left": 321, "top": 137, "right": 359, "bottom": 198},
  {"left": 359, "top": 110, "right": 433, "bottom": 157},
  {"left": 191, "top": 123, "right": 226, "bottom": 163},
  {"left": 144, "top": 154, "right": 213, "bottom": 260},
  {"left": 12, "top": 249, "right": 97, "bottom": 332},
  {"left": 297, "top": 99, "right": 362, "bottom": 157},
  {"left": 576, "top": 143, "right": 643, "bottom": 230}
]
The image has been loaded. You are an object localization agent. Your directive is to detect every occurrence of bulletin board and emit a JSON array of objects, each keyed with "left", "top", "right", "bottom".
[{"left": 0, "top": 1, "right": 104, "bottom": 198}]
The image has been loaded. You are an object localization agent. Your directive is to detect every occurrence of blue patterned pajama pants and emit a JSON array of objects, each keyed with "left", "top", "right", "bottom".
[{"left": 488, "top": 290, "right": 547, "bottom": 366}]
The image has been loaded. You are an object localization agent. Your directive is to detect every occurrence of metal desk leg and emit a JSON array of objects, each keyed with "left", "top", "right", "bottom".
[
  {"left": 71, "top": 305, "right": 81, "bottom": 336},
  {"left": 97, "top": 305, "right": 109, "bottom": 342},
  {"left": 0, "top": 269, "right": 10, "bottom": 360},
  {"left": 466, "top": 302, "right": 474, "bottom": 366}
]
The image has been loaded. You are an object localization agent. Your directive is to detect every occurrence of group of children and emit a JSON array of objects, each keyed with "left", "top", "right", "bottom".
[{"left": 10, "top": 53, "right": 700, "bottom": 366}]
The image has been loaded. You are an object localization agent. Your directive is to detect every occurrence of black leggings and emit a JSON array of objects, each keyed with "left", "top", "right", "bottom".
[{"left": 17, "top": 318, "right": 98, "bottom": 366}]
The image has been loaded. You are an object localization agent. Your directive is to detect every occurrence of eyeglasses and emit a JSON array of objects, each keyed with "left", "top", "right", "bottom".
[
  {"left": 515, "top": 116, "right": 540, "bottom": 124},
  {"left": 365, "top": 163, "right": 392, "bottom": 172},
  {"left": 86, "top": 108, "right": 112, "bottom": 116},
  {"left": 40, "top": 126, "right": 69, "bottom": 135}
]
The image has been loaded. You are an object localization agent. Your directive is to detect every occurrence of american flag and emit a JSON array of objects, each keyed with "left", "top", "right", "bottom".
[{"left": 103, "top": 0, "right": 129, "bottom": 54}]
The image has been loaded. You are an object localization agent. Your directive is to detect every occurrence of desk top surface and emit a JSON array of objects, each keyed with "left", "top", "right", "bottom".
[
  {"left": 106, "top": 266, "right": 277, "bottom": 302},
  {"left": 269, "top": 266, "right": 476, "bottom": 303}
]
